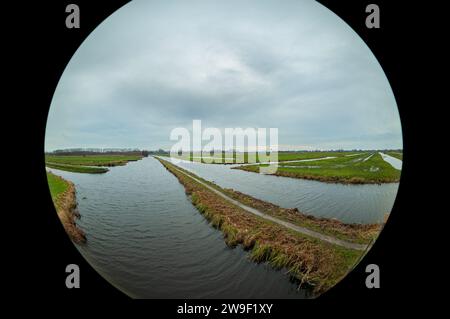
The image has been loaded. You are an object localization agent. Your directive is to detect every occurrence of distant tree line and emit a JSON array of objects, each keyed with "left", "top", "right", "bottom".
[
  {"left": 148, "top": 149, "right": 169, "bottom": 155},
  {"left": 46, "top": 148, "right": 402, "bottom": 157},
  {"left": 47, "top": 148, "right": 150, "bottom": 157}
]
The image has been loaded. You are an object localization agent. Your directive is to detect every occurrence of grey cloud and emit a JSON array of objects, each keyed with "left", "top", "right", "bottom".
[{"left": 45, "top": 0, "right": 402, "bottom": 151}]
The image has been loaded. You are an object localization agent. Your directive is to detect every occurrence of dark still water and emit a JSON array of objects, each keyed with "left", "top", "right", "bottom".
[
  {"left": 171, "top": 158, "right": 400, "bottom": 224},
  {"left": 48, "top": 157, "right": 311, "bottom": 298}
]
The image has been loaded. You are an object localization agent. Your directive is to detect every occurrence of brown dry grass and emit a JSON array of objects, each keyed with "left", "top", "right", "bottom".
[
  {"left": 223, "top": 189, "right": 383, "bottom": 244},
  {"left": 52, "top": 176, "right": 86, "bottom": 244},
  {"left": 158, "top": 158, "right": 364, "bottom": 294}
]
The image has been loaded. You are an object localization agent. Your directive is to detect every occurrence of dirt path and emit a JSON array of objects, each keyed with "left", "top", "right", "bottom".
[{"left": 166, "top": 160, "right": 369, "bottom": 251}]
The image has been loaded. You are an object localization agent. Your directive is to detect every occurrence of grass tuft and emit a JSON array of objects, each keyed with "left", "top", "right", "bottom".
[{"left": 157, "top": 157, "right": 372, "bottom": 295}]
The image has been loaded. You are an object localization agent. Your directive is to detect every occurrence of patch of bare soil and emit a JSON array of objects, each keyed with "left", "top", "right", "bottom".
[{"left": 53, "top": 178, "right": 86, "bottom": 244}]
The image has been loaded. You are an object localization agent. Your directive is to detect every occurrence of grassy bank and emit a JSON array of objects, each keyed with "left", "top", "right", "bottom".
[
  {"left": 235, "top": 152, "right": 400, "bottom": 184},
  {"left": 168, "top": 151, "right": 365, "bottom": 164},
  {"left": 157, "top": 158, "right": 377, "bottom": 294},
  {"left": 46, "top": 162, "right": 108, "bottom": 173},
  {"left": 386, "top": 151, "right": 403, "bottom": 160},
  {"left": 47, "top": 172, "right": 86, "bottom": 244},
  {"left": 45, "top": 154, "right": 143, "bottom": 174},
  {"left": 45, "top": 154, "right": 143, "bottom": 166},
  {"left": 222, "top": 189, "right": 382, "bottom": 245}
]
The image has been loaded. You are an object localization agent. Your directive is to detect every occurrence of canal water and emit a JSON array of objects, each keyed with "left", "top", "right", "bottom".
[
  {"left": 379, "top": 152, "right": 402, "bottom": 170},
  {"left": 48, "top": 155, "right": 400, "bottom": 298},
  {"left": 168, "top": 158, "right": 400, "bottom": 224},
  {"left": 48, "top": 157, "right": 311, "bottom": 298}
]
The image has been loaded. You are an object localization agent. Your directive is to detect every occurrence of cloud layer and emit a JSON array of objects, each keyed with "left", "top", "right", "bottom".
[{"left": 46, "top": 0, "right": 402, "bottom": 151}]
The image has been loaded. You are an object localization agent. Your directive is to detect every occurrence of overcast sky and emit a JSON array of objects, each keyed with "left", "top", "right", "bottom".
[{"left": 45, "top": 0, "right": 402, "bottom": 151}]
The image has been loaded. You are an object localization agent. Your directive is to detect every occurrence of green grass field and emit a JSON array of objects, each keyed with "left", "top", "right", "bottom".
[
  {"left": 237, "top": 152, "right": 400, "bottom": 184},
  {"left": 274, "top": 151, "right": 364, "bottom": 162},
  {"left": 45, "top": 155, "right": 142, "bottom": 166},
  {"left": 45, "top": 154, "right": 143, "bottom": 174},
  {"left": 168, "top": 151, "right": 366, "bottom": 164},
  {"left": 46, "top": 162, "right": 108, "bottom": 173},
  {"left": 386, "top": 151, "right": 403, "bottom": 160},
  {"left": 47, "top": 171, "right": 69, "bottom": 204}
]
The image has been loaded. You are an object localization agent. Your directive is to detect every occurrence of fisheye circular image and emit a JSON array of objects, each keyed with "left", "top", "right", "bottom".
[{"left": 45, "top": 0, "right": 402, "bottom": 298}]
